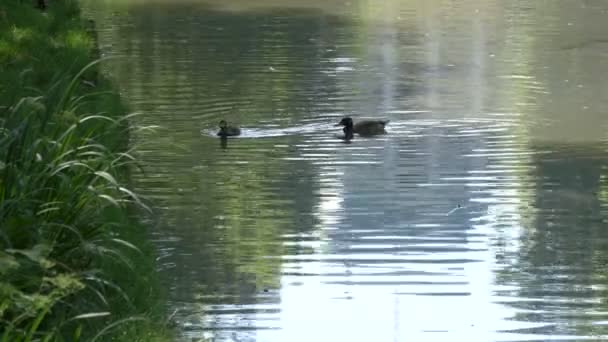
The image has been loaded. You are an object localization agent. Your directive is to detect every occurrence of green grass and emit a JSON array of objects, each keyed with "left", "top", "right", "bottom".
[{"left": 0, "top": 1, "right": 172, "bottom": 340}]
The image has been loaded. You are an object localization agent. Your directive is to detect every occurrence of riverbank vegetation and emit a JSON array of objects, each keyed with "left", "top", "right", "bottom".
[{"left": 1, "top": 1, "right": 170, "bottom": 340}]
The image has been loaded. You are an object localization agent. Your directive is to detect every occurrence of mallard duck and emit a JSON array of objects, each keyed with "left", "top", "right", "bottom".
[
  {"left": 217, "top": 120, "right": 241, "bottom": 137},
  {"left": 335, "top": 117, "right": 389, "bottom": 136}
]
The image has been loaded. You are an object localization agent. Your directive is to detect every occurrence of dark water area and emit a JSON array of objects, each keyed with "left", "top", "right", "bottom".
[{"left": 85, "top": 0, "right": 608, "bottom": 340}]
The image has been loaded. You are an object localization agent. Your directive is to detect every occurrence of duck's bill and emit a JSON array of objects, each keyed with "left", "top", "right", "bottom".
[{"left": 334, "top": 123, "right": 343, "bottom": 126}]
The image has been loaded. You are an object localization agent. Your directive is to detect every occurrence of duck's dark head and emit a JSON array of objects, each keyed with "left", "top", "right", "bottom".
[
  {"left": 335, "top": 117, "right": 353, "bottom": 128},
  {"left": 219, "top": 120, "right": 228, "bottom": 129}
]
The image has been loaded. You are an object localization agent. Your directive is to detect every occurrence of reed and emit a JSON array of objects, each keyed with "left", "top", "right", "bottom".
[{"left": 1, "top": 1, "right": 171, "bottom": 340}]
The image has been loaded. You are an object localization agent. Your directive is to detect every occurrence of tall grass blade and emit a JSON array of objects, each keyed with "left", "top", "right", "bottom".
[
  {"left": 98, "top": 194, "right": 121, "bottom": 208},
  {"left": 55, "top": 57, "right": 114, "bottom": 113},
  {"left": 94, "top": 171, "right": 118, "bottom": 187},
  {"left": 90, "top": 316, "right": 146, "bottom": 342},
  {"left": 25, "top": 306, "right": 50, "bottom": 342},
  {"left": 110, "top": 238, "right": 142, "bottom": 255},
  {"left": 118, "top": 187, "right": 151, "bottom": 213},
  {"left": 79, "top": 115, "right": 117, "bottom": 125},
  {"left": 69, "top": 312, "right": 111, "bottom": 321}
]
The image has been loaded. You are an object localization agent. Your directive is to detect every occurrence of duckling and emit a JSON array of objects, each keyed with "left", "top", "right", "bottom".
[
  {"left": 335, "top": 117, "right": 389, "bottom": 136},
  {"left": 217, "top": 120, "right": 241, "bottom": 137}
]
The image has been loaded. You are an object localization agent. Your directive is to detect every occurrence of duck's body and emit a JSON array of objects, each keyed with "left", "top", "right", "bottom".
[
  {"left": 336, "top": 117, "right": 389, "bottom": 136},
  {"left": 217, "top": 120, "right": 241, "bottom": 137}
]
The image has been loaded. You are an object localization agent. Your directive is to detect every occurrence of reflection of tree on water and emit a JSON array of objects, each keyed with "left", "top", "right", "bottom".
[
  {"left": 494, "top": 143, "right": 608, "bottom": 336},
  {"left": 93, "top": 2, "right": 358, "bottom": 126}
]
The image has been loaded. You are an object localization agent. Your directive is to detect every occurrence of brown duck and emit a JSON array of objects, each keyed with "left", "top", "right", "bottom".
[
  {"left": 217, "top": 120, "right": 241, "bottom": 137},
  {"left": 335, "top": 117, "right": 389, "bottom": 137}
]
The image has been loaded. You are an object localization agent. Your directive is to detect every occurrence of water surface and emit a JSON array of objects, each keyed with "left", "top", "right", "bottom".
[{"left": 86, "top": 1, "right": 608, "bottom": 340}]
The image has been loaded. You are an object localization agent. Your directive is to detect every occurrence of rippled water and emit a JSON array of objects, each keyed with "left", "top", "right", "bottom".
[{"left": 85, "top": 0, "right": 608, "bottom": 340}]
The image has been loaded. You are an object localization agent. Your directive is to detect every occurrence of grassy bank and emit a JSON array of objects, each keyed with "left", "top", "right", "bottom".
[{"left": 0, "top": 1, "right": 171, "bottom": 340}]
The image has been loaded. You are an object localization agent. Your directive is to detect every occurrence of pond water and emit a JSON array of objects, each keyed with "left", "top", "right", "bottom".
[{"left": 85, "top": 0, "right": 608, "bottom": 340}]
